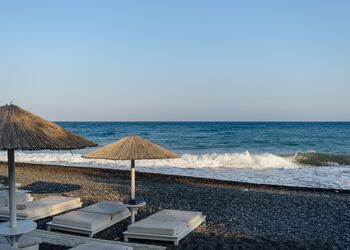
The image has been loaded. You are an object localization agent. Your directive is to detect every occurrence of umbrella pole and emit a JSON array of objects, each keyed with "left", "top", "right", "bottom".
[
  {"left": 8, "top": 149, "right": 17, "bottom": 247},
  {"left": 131, "top": 160, "right": 135, "bottom": 201}
]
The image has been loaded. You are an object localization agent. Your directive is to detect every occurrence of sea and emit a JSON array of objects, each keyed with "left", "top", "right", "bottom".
[{"left": 1, "top": 122, "right": 350, "bottom": 190}]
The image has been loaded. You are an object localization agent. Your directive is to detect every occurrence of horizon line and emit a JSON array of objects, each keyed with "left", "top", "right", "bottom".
[{"left": 53, "top": 120, "right": 350, "bottom": 123}]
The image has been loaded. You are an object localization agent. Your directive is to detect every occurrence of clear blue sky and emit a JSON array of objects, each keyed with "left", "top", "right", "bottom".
[{"left": 0, "top": 0, "right": 349, "bottom": 121}]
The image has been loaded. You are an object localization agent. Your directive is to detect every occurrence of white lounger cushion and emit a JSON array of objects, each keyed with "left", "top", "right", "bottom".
[
  {"left": 81, "top": 201, "right": 130, "bottom": 220},
  {"left": 53, "top": 210, "right": 111, "bottom": 230},
  {"left": 127, "top": 210, "right": 203, "bottom": 236},
  {"left": 128, "top": 219, "right": 187, "bottom": 236},
  {"left": 70, "top": 242, "right": 132, "bottom": 250},
  {"left": 148, "top": 209, "right": 203, "bottom": 227},
  {"left": 0, "top": 196, "right": 81, "bottom": 219},
  {"left": 52, "top": 201, "right": 130, "bottom": 230},
  {"left": 0, "top": 234, "right": 41, "bottom": 248},
  {"left": 0, "top": 191, "right": 32, "bottom": 207}
]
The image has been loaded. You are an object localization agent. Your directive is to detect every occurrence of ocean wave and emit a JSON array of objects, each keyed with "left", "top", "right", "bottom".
[
  {"left": 1, "top": 151, "right": 350, "bottom": 189},
  {"left": 0, "top": 151, "right": 298, "bottom": 169},
  {"left": 0, "top": 151, "right": 349, "bottom": 170},
  {"left": 292, "top": 152, "right": 350, "bottom": 166}
]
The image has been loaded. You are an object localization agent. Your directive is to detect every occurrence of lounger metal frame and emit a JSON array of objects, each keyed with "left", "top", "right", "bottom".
[
  {"left": 123, "top": 215, "right": 206, "bottom": 246},
  {"left": 46, "top": 212, "right": 131, "bottom": 237}
]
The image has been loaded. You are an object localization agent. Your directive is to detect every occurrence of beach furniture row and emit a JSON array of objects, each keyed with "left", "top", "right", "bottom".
[
  {"left": 0, "top": 190, "right": 205, "bottom": 249},
  {"left": 0, "top": 105, "right": 188, "bottom": 249}
]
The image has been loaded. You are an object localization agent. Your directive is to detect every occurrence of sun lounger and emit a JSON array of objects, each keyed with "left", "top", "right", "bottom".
[
  {"left": 0, "top": 191, "right": 33, "bottom": 208},
  {"left": 47, "top": 201, "right": 131, "bottom": 237},
  {"left": 70, "top": 242, "right": 132, "bottom": 250},
  {"left": 0, "top": 196, "right": 82, "bottom": 220},
  {"left": 0, "top": 234, "right": 41, "bottom": 250},
  {"left": 123, "top": 209, "right": 206, "bottom": 246}
]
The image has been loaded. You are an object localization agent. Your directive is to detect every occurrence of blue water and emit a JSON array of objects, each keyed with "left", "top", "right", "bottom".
[
  {"left": 57, "top": 122, "right": 350, "bottom": 156},
  {"left": 3, "top": 122, "right": 350, "bottom": 189}
]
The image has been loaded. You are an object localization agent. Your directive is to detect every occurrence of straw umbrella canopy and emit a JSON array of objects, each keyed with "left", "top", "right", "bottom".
[
  {"left": 0, "top": 104, "right": 96, "bottom": 247},
  {"left": 83, "top": 135, "right": 179, "bottom": 204}
]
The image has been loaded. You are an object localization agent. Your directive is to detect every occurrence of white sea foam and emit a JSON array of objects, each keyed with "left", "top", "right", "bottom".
[
  {"left": 0, "top": 151, "right": 349, "bottom": 189},
  {"left": 0, "top": 151, "right": 298, "bottom": 169}
]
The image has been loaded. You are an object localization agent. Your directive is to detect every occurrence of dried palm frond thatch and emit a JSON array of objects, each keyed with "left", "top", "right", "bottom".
[
  {"left": 0, "top": 104, "right": 97, "bottom": 245},
  {"left": 83, "top": 135, "right": 178, "bottom": 160},
  {"left": 0, "top": 104, "right": 97, "bottom": 150},
  {"left": 83, "top": 135, "right": 178, "bottom": 210}
]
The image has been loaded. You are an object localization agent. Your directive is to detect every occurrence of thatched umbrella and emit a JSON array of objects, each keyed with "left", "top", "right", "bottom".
[
  {"left": 0, "top": 104, "right": 96, "bottom": 247},
  {"left": 83, "top": 136, "right": 178, "bottom": 204}
]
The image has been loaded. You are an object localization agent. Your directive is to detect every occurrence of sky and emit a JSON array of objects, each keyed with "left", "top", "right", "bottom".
[{"left": 0, "top": 0, "right": 349, "bottom": 121}]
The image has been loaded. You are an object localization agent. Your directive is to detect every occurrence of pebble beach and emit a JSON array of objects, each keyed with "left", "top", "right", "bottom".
[{"left": 1, "top": 162, "right": 349, "bottom": 250}]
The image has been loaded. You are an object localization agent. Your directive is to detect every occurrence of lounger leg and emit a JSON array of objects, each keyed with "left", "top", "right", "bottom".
[
  {"left": 124, "top": 236, "right": 129, "bottom": 242},
  {"left": 174, "top": 239, "right": 179, "bottom": 246}
]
